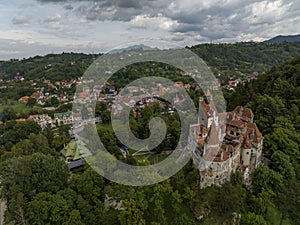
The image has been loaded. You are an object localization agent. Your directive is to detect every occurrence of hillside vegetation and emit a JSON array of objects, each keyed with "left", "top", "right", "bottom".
[
  {"left": 0, "top": 53, "right": 99, "bottom": 82},
  {"left": 189, "top": 41, "right": 300, "bottom": 75},
  {"left": 1, "top": 42, "right": 300, "bottom": 82}
]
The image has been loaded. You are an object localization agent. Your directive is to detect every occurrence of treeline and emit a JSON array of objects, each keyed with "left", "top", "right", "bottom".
[
  {"left": 189, "top": 41, "right": 300, "bottom": 75},
  {"left": 0, "top": 53, "right": 99, "bottom": 82}
]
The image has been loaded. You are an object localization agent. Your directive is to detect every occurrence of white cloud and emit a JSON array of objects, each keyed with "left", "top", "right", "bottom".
[
  {"left": 244, "top": 0, "right": 293, "bottom": 24},
  {"left": 131, "top": 14, "right": 179, "bottom": 31}
]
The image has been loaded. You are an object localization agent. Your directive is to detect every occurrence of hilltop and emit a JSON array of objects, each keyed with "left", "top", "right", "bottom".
[
  {"left": 189, "top": 41, "right": 300, "bottom": 75},
  {"left": 108, "top": 44, "right": 159, "bottom": 54},
  {"left": 265, "top": 34, "right": 300, "bottom": 44},
  {"left": 0, "top": 52, "right": 100, "bottom": 82}
]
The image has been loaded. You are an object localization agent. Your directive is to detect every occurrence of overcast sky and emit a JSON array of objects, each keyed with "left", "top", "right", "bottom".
[{"left": 1, "top": 0, "right": 300, "bottom": 59}]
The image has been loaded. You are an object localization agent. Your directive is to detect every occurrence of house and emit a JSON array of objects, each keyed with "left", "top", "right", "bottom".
[
  {"left": 188, "top": 90, "right": 263, "bottom": 188},
  {"left": 18, "top": 96, "right": 30, "bottom": 103},
  {"left": 14, "top": 76, "right": 24, "bottom": 81},
  {"left": 61, "top": 140, "right": 91, "bottom": 169},
  {"left": 15, "top": 118, "right": 27, "bottom": 122},
  {"left": 30, "top": 92, "right": 42, "bottom": 100},
  {"left": 28, "top": 114, "right": 53, "bottom": 129},
  {"left": 54, "top": 111, "right": 73, "bottom": 125}
]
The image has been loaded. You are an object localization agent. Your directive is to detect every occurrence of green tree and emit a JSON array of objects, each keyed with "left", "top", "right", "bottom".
[
  {"left": 248, "top": 95, "right": 286, "bottom": 133},
  {"left": 118, "top": 199, "right": 146, "bottom": 225},
  {"left": 26, "top": 97, "right": 37, "bottom": 107},
  {"left": 270, "top": 151, "right": 295, "bottom": 179},
  {"left": 11, "top": 133, "right": 57, "bottom": 156},
  {"left": 252, "top": 167, "right": 283, "bottom": 195},
  {"left": 76, "top": 167, "right": 105, "bottom": 207},
  {"left": 241, "top": 212, "right": 268, "bottom": 225},
  {"left": 45, "top": 96, "right": 59, "bottom": 107},
  {"left": 1, "top": 108, "right": 17, "bottom": 121},
  {"left": 264, "top": 127, "right": 299, "bottom": 158},
  {"left": 26, "top": 192, "right": 71, "bottom": 225},
  {"left": 51, "top": 135, "right": 70, "bottom": 151},
  {"left": 95, "top": 102, "right": 107, "bottom": 117},
  {"left": 0, "top": 153, "right": 69, "bottom": 201},
  {"left": 100, "top": 110, "right": 111, "bottom": 124},
  {"left": 65, "top": 210, "right": 85, "bottom": 225}
]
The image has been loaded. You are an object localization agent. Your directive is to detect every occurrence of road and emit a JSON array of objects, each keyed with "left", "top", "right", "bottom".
[{"left": 0, "top": 198, "right": 6, "bottom": 225}]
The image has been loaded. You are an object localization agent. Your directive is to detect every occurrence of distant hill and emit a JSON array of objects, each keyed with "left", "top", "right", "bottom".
[
  {"left": 1, "top": 41, "right": 300, "bottom": 82},
  {"left": 189, "top": 41, "right": 300, "bottom": 75},
  {"left": 265, "top": 34, "right": 300, "bottom": 43},
  {"left": 0, "top": 52, "right": 100, "bottom": 82},
  {"left": 108, "top": 44, "right": 159, "bottom": 54}
]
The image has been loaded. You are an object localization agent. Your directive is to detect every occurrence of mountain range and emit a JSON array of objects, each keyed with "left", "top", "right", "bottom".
[
  {"left": 108, "top": 44, "right": 159, "bottom": 54},
  {"left": 265, "top": 34, "right": 300, "bottom": 43}
]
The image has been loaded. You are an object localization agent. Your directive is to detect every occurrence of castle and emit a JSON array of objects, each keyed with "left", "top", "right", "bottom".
[{"left": 189, "top": 91, "right": 263, "bottom": 188}]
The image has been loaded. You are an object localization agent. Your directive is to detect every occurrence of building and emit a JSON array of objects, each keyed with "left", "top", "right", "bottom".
[
  {"left": 189, "top": 91, "right": 263, "bottom": 188},
  {"left": 54, "top": 111, "right": 73, "bottom": 125},
  {"left": 18, "top": 96, "right": 30, "bottom": 103},
  {"left": 28, "top": 114, "right": 53, "bottom": 129},
  {"left": 60, "top": 140, "right": 91, "bottom": 169}
]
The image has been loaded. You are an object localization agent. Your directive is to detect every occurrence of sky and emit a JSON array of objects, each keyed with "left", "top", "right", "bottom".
[{"left": 0, "top": 0, "right": 300, "bottom": 60}]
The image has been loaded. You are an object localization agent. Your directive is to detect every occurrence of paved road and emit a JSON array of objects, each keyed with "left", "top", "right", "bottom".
[{"left": 0, "top": 198, "right": 6, "bottom": 225}]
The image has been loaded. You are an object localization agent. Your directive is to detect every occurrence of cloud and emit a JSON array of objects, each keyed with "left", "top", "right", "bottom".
[
  {"left": 12, "top": 15, "right": 33, "bottom": 25},
  {"left": 59, "top": 0, "right": 298, "bottom": 42},
  {"left": 2, "top": 0, "right": 300, "bottom": 59},
  {"left": 75, "top": 1, "right": 144, "bottom": 21},
  {"left": 130, "top": 14, "right": 179, "bottom": 31},
  {"left": 64, "top": 4, "right": 74, "bottom": 10}
]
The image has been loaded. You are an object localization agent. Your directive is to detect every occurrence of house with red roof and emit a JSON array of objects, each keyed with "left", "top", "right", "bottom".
[{"left": 18, "top": 96, "right": 30, "bottom": 103}]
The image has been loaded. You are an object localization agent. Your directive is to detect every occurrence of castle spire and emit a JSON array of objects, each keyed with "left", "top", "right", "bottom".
[{"left": 206, "top": 121, "right": 219, "bottom": 146}]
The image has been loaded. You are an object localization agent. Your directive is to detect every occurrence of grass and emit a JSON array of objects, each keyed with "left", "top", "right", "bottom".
[
  {"left": 0, "top": 100, "right": 28, "bottom": 112},
  {"left": 0, "top": 100, "right": 47, "bottom": 116}
]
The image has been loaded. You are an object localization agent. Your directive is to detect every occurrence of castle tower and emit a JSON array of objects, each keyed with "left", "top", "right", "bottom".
[{"left": 204, "top": 121, "right": 220, "bottom": 155}]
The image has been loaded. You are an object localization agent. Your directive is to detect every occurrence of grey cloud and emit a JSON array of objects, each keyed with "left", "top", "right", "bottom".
[
  {"left": 64, "top": 4, "right": 74, "bottom": 10},
  {"left": 116, "top": 0, "right": 141, "bottom": 9},
  {"left": 35, "top": 0, "right": 300, "bottom": 42},
  {"left": 12, "top": 15, "right": 32, "bottom": 25},
  {"left": 170, "top": 36, "right": 185, "bottom": 42},
  {"left": 164, "top": 0, "right": 298, "bottom": 40},
  {"left": 76, "top": 2, "right": 144, "bottom": 21}
]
